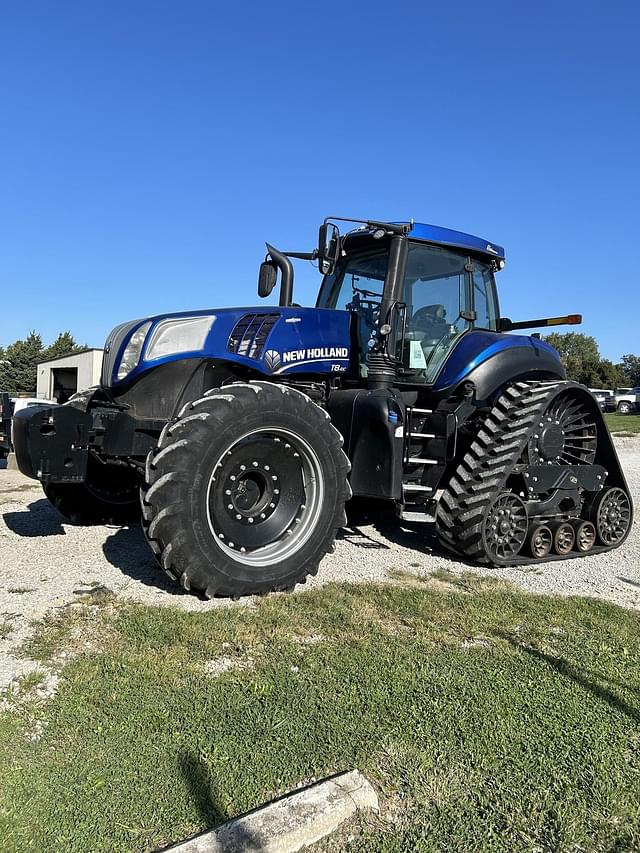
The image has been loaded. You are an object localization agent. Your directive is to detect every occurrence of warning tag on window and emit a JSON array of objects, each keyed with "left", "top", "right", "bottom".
[{"left": 409, "top": 341, "right": 427, "bottom": 369}]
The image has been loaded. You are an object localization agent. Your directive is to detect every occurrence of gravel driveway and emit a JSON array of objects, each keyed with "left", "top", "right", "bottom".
[{"left": 1, "top": 439, "right": 638, "bottom": 689}]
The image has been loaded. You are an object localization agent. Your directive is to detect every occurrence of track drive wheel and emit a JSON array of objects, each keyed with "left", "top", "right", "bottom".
[{"left": 141, "top": 382, "right": 351, "bottom": 598}]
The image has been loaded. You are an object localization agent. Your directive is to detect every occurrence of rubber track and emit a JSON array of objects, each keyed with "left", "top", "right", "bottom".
[
  {"left": 140, "top": 382, "right": 351, "bottom": 598},
  {"left": 436, "top": 379, "right": 602, "bottom": 565}
]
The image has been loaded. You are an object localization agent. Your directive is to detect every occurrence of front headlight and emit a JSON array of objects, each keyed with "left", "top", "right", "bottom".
[
  {"left": 144, "top": 316, "right": 215, "bottom": 361},
  {"left": 117, "top": 321, "right": 151, "bottom": 381}
]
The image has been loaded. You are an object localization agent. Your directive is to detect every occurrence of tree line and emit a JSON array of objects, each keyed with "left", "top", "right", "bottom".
[
  {"left": 543, "top": 333, "right": 639, "bottom": 388},
  {"left": 0, "top": 331, "right": 85, "bottom": 396}
]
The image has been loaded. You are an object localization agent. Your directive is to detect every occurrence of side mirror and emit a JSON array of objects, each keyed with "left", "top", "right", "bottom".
[
  {"left": 258, "top": 261, "right": 277, "bottom": 298},
  {"left": 318, "top": 222, "right": 340, "bottom": 276},
  {"left": 498, "top": 317, "right": 513, "bottom": 332}
]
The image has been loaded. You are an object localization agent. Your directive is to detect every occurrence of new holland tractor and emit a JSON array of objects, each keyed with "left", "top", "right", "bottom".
[{"left": 13, "top": 217, "right": 633, "bottom": 597}]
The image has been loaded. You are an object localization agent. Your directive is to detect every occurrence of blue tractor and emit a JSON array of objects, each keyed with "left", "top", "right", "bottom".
[{"left": 13, "top": 217, "right": 632, "bottom": 596}]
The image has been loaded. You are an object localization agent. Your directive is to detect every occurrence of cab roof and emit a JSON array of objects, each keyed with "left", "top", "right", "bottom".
[{"left": 405, "top": 222, "right": 505, "bottom": 261}]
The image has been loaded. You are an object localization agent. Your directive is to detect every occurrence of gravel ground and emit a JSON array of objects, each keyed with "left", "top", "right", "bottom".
[{"left": 1, "top": 439, "right": 638, "bottom": 690}]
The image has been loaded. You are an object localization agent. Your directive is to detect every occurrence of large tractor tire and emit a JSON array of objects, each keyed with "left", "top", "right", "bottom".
[
  {"left": 44, "top": 459, "right": 141, "bottom": 525},
  {"left": 436, "top": 380, "right": 632, "bottom": 565},
  {"left": 141, "top": 382, "right": 351, "bottom": 598}
]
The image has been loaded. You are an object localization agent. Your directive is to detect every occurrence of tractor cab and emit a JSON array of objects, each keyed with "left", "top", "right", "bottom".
[{"left": 315, "top": 222, "right": 503, "bottom": 385}]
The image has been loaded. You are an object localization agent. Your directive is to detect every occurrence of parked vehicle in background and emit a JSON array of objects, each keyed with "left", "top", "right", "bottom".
[
  {"left": 0, "top": 396, "right": 57, "bottom": 458},
  {"left": 604, "top": 388, "right": 640, "bottom": 414},
  {"left": 0, "top": 393, "right": 11, "bottom": 459},
  {"left": 589, "top": 388, "right": 612, "bottom": 411}
]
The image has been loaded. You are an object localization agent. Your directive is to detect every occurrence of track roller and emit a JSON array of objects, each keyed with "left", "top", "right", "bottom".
[
  {"left": 526, "top": 524, "right": 553, "bottom": 558},
  {"left": 571, "top": 519, "right": 596, "bottom": 552},
  {"left": 551, "top": 521, "right": 575, "bottom": 555}
]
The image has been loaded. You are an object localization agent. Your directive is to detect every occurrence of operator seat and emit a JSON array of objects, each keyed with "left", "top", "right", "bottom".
[{"left": 410, "top": 304, "right": 450, "bottom": 358}]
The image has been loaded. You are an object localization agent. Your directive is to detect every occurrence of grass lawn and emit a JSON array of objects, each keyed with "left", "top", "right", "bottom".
[
  {"left": 1, "top": 575, "right": 639, "bottom": 852},
  {"left": 604, "top": 412, "right": 640, "bottom": 435}
]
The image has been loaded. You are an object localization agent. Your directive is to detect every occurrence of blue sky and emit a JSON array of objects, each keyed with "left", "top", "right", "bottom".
[{"left": 1, "top": 1, "right": 638, "bottom": 361}]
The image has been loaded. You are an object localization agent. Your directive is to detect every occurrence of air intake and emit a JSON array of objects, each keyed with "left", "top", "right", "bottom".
[{"left": 227, "top": 313, "right": 280, "bottom": 359}]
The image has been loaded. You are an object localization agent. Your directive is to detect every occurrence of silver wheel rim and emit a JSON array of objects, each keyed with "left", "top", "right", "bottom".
[{"left": 206, "top": 427, "right": 325, "bottom": 567}]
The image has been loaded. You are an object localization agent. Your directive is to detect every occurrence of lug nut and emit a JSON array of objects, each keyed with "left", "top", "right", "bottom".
[
  {"left": 227, "top": 504, "right": 233, "bottom": 510},
  {"left": 236, "top": 513, "right": 242, "bottom": 520},
  {"left": 248, "top": 518, "right": 254, "bottom": 524},
  {"left": 252, "top": 461, "right": 258, "bottom": 467},
  {"left": 240, "top": 464, "right": 246, "bottom": 471}
]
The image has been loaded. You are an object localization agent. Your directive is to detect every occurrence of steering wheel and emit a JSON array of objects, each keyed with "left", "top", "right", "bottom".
[{"left": 410, "top": 304, "right": 447, "bottom": 332}]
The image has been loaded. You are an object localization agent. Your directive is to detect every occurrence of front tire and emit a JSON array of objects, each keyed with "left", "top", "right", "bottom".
[
  {"left": 141, "top": 382, "right": 351, "bottom": 598},
  {"left": 617, "top": 401, "right": 632, "bottom": 414}
]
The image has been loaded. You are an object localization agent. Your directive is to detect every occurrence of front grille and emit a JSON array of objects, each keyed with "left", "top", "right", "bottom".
[{"left": 227, "top": 313, "right": 280, "bottom": 359}]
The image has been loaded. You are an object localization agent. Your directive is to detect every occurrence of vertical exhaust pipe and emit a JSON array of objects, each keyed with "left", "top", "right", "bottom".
[{"left": 266, "top": 243, "right": 294, "bottom": 307}]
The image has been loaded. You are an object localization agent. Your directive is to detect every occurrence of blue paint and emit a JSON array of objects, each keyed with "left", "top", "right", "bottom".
[
  {"left": 433, "top": 330, "right": 561, "bottom": 389},
  {"left": 111, "top": 307, "right": 352, "bottom": 386},
  {"left": 405, "top": 222, "right": 505, "bottom": 261}
]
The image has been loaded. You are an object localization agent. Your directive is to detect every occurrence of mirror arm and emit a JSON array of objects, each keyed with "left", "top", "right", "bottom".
[{"left": 282, "top": 250, "right": 318, "bottom": 261}]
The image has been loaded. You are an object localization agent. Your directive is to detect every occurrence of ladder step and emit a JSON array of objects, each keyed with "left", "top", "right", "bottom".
[
  {"left": 410, "top": 407, "right": 432, "bottom": 414},
  {"left": 408, "top": 457, "right": 439, "bottom": 465},
  {"left": 401, "top": 510, "right": 436, "bottom": 523},
  {"left": 409, "top": 432, "right": 435, "bottom": 439},
  {"left": 402, "top": 483, "right": 433, "bottom": 492}
]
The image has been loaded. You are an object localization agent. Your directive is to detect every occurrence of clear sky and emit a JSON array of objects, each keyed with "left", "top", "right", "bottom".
[{"left": 1, "top": 1, "right": 638, "bottom": 361}]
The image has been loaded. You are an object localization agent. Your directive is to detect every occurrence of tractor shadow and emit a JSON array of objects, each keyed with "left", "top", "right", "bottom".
[
  {"left": 3, "top": 499, "right": 67, "bottom": 537},
  {"left": 493, "top": 630, "right": 640, "bottom": 723},
  {"left": 340, "top": 499, "right": 475, "bottom": 565},
  {"left": 101, "top": 525, "right": 198, "bottom": 597}
]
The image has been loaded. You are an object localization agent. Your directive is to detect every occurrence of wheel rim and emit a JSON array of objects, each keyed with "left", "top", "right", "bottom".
[
  {"left": 206, "top": 427, "right": 325, "bottom": 566},
  {"left": 553, "top": 522, "right": 575, "bottom": 555},
  {"left": 526, "top": 392, "right": 597, "bottom": 466},
  {"left": 484, "top": 494, "right": 528, "bottom": 560},
  {"left": 529, "top": 524, "right": 552, "bottom": 558},
  {"left": 595, "top": 487, "right": 631, "bottom": 546},
  {"left": 574, "top": 520, "right": 596, "bottom": 552}
]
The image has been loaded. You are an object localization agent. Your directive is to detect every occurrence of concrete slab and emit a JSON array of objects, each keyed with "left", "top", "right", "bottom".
[{"left": 160, "top": 770, "right": 378, "bottom": 853}]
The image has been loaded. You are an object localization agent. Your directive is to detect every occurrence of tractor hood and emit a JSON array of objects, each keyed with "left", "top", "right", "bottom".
[{"left": 101, "top": 307, "right": 352, "bottom": 387}]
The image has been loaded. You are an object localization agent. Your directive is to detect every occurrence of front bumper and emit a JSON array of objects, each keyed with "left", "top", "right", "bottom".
[{"left": 13, "top": 404, "right": 92, "bottom": 483}]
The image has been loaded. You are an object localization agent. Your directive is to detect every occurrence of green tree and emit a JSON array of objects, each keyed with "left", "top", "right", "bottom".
[
  {"left": 593, "top": 359, "right": 626, "bottom": 389},
  {"left": 543, "top": 332, "right": 602, "bottom": 385},
  {"left": 42, "top": 331, "right": 85, "bottom": 361},
  {"left": 0, "top": 331, "right": 85, "bottom": 395},
  {"left": 620, "top": 354, "right": 640, "bottom": 386},
  {"left": 0, "top": 331, "right": 44, "bottom": 394}
]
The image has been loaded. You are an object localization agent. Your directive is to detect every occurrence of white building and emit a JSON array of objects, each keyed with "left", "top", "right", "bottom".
[{"left": 36, "top": 349, "right": 104, "bottom": 403}]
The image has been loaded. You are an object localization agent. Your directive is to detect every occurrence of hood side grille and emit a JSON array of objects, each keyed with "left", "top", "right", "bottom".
[{"left": 227, "top": 313, "right": 280, "bottom": 359}]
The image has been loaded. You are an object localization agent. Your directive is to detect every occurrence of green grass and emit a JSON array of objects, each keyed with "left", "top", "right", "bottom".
[
  {"left": 604, "top": 412, "right": 640, "bottom": 435},
  {"left": 1, "top": 576, "right": 639, "bottom": 852}
]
